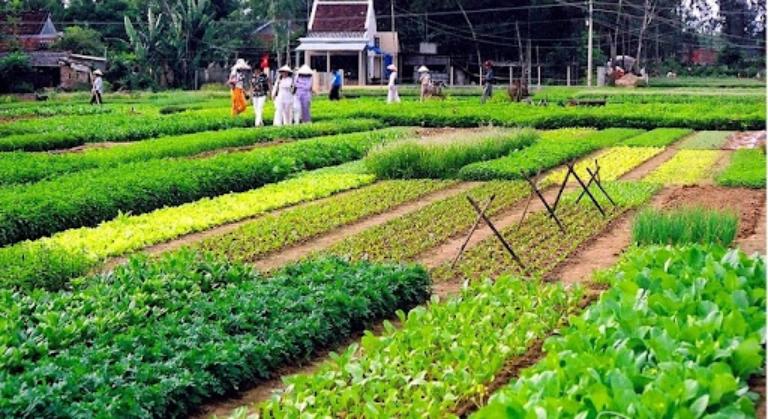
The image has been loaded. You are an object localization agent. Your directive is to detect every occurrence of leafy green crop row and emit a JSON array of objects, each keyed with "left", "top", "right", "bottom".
[
  {"left": 0, "top": 119, "right": 382, "bottom": 185},
  {"left": 0, "top": 171, "right": 378, "bottom": 290},
  {"left": 679, "top": 130, "right": 734, "bottom": 149},
  {"left": 633, "top": 207, "right": 739, "bottom": 246},
  {"left": 459, "top": 128, "right": 644, "bottom": 180},
  {"left": 644, "top": 149, "right": 721, "bottom": 185},
  {"left": 332, "top": 98, "right": 764, "bottom": 130},
  {"left": 619, "top": 127, "right": 693, "bottom": 147},
  {"left": 0, "top": 252, "right": 431, "bottom": 418},
  {"left": 0, "top": 128, "right": 413, "bottom": 249},
  {"left": 364, "top": 128, "right": 538, "bottom": 179},
  {"left": 256, "top": 276, "right": 580, "bottom": 418},
  {"left": 0, "top": 107, "right": 257, "bottom": 151},
  {"left": 0, "top": 103, "right": 113, "bottom": 118},
  {"left": 196, "top": 179, "right": 454, "bottom": 263},
  {"left": 432, "top": 181, "right": 661, "bottom": 282},
  {"left": 716, "top": 149, "right": 767, "bottom": 189},
  {"left": 476, "top": 245, "right": 765, "bottom": 418},
  {"left": 322, "top": 181, "right": 531, "bottom": 263}
]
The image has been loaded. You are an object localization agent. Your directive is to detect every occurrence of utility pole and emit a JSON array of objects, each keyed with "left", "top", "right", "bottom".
[{"left": 587, "top": 0, "right": 594, "bottom": 87}]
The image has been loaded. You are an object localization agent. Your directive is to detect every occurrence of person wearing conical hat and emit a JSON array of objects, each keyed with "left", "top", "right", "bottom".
[
  {"left": 272, "top": 65, "right": 294, "bottom": 126},
  {"left": 229, "top": 59, "right": 250, "bottom": 116},
  {"left": 417, "top": 65, "right": 431, "bottom": 102},
  {"left": 295, "top": 64, "right": 314, "bottom": 123},
  {"left": 386, "top": 64, "right": 400, "bottom": 104},
  {"left": 90, "top": 69, "right": 104, "bottom": 105}
]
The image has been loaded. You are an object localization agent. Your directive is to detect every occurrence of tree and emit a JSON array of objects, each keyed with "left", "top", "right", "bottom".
[
  {"left": 52, "top": 26, "right": 106, "bottom": 56},
  {"left": 0, "top": 51, "right": 33, "bottom": 93}
]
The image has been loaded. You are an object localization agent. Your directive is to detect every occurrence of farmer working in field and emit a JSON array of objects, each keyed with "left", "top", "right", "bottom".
[
  {"left": 90, "top": 69, "right": 103, "bottom": 105},
  {"left": 229, "top": 59, "right": 250, "bottom": 116},
  {"left": 329, "top": 69, "right": 343, "bottom": 100},
  {"left": 387, "top": 64, "right": 400, "bottom": 104},
  {"left": 418, "top": 66, "right": 431, "bottom": 102},
  {"left": 481, "top": 60, "right": 494, "bottom": 104}
]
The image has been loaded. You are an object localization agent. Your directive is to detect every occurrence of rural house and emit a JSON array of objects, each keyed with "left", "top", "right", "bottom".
[{"left": 296, "top": 0, "right": 399, "bottom": 86}]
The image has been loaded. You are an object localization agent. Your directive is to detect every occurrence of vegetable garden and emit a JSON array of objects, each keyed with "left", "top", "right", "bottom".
[{"left": 0, "top": 85, "right": 764, "bottom": 418}]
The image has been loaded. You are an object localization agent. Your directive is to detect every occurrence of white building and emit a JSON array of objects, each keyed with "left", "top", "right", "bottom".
[{"left": 296, "top": 0, "right": 399, "bottom": 86}]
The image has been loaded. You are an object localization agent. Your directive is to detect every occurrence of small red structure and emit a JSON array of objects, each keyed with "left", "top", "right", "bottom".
[
  {"left": 690, "top": 48, "right": 718, "bottom": 66},
  {"left": 0, "top": 11, "right": 60, "bottom": 51}
]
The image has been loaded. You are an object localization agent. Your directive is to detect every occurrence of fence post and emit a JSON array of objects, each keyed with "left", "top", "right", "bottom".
[{"left": 566, "top": 66, "right": 571, "bottom": 86}]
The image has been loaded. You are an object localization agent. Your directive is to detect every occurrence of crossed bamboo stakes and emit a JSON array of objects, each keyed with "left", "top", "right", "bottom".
[{"left": 451, "top": 159, "right": 617, "bottom": 274}]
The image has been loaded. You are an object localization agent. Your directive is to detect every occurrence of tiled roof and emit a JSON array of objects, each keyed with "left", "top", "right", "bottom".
[
  {"left": 312, "top": 3, "right": 367, "bottom": 32},
  {"left": 0, "top": 11, "right": 51, "bottom": 36}
]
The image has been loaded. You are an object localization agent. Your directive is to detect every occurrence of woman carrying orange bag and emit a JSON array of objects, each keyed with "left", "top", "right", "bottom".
[{"left": 229, "top": 59, "right": 250, "bottom": 116}]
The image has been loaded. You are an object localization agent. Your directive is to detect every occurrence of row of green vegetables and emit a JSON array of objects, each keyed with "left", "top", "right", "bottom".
[
  {"left": 0, "top": 252, "right": 431, "bottom": 418},
  {"left": 336, "top": 98, "right": 764, "bottom": 130},
  {"left": 364, "top": 128, "right": 538, "bottom": 179},
  {"left": 476, "top": 244, "right": 765, "bottom": 418},
  {"left": 0, "top": 107, "right": 256, "bottom": 151},
  {"left": 252, "top": 182, "right": 661, "bottom": 417},
  {"left": 0, "top": 169, "right": 380, "bottom": 290},
  {"left": 0, "top": 103, "right": 113, "bottom": 118},
  {"left": 0, "top": 128, "right": 412, "bottom": 248},
  {"left": 458, "top": 127, "right": 644, "bottom": 180},
  {"left": 0, "top": 118, "right": 382, "bottom": 185}
]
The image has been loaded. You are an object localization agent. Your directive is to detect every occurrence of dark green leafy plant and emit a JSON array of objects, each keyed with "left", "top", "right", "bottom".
[
  {"left": 0, "top": 251, "right": 431, "bottom": 418},
  {"left": 476, "top": 245, "right": 765, "bottom": 418}
]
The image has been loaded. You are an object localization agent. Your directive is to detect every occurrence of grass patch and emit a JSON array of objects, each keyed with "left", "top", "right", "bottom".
[
  {"left": 716, "top": 149, "right": 767, "bottom": 188},
  {"left": 364, "top": 128, "right": 537, "bottom": 179},
  {"left": 632, "top": 206, "right": 738, "bottom": 245}
]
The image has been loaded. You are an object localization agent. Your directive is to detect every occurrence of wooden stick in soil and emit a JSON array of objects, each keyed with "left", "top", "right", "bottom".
[
  {"left": 585, "top": 166, "right": 617, "bottom": 207},
  {"left": 517, "top": 169, "right": 540, "bottom": 229},
  {"left": 550, "top": 163, "right": 572, "bottom": 212},
  {"left": 575, "top": 163, "right": 601, "bottom": 203},
  {"left": 567, "top": 162, "right": 605, "bottom": 217},
  {"left": 525, "top": 175, "right": 566, "bottom": 233},
  {"left": 451, "top": 194, "right": 496, "bottom": 269},
  {"left": 467, "top": 196, "right": 526, "bottom": 270}
]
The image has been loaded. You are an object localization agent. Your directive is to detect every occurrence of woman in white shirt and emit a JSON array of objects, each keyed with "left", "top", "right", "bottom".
[
  {"left": 272, "top": 66, "right": 294, "bottom": 126},
  {"left": 386, "top": 64, "right": 400, "bottom": 104},
  {"left": 90, "top": 69, "right": 103, "bottom": 105}
]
